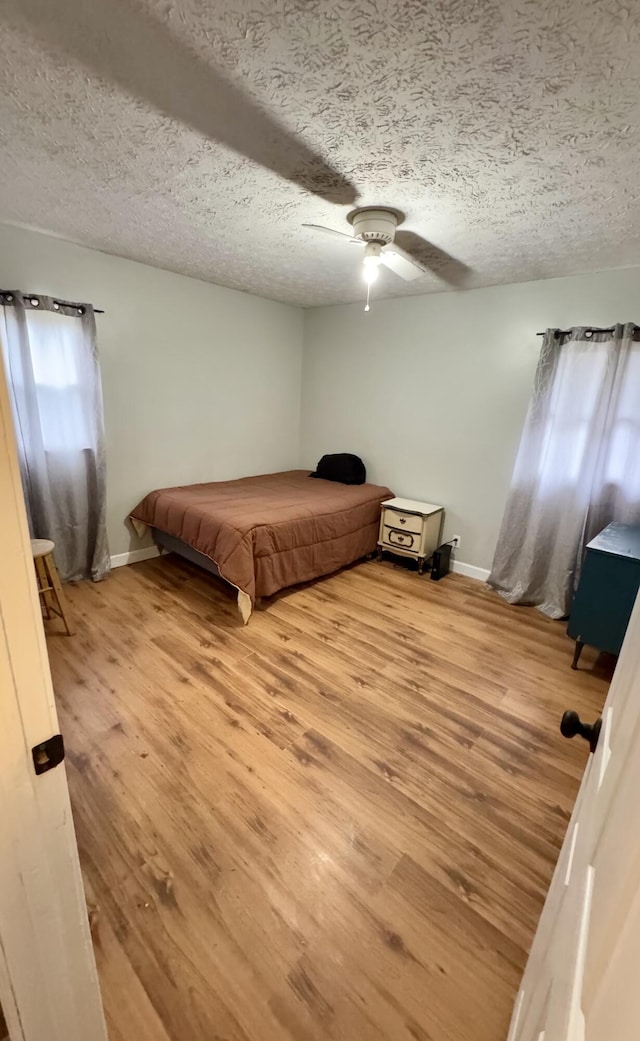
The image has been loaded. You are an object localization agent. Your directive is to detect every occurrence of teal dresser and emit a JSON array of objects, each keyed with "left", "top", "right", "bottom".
[{"left": 568, "top": 522, "right": 640, "bottom": 668}]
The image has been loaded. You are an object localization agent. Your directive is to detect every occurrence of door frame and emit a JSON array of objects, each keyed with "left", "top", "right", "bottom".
[{"left": 0, "top": 346, "right": 107, "bottom": 1041}]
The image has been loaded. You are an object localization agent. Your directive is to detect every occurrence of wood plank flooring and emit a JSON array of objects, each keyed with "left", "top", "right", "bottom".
[{"left": 46, "top": 556, "right": 611, "bottom": 1041}]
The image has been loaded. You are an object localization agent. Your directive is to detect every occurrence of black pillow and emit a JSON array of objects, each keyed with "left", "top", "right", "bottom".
[{"left": 309, "top": 453, "right": 366, "bottom": 485}]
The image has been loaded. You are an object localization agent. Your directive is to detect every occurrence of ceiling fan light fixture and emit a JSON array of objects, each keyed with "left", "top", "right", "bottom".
[
  {"left": 362, "top": 242, "right": 382, "bottom": 282},
  {"left": 304, "top": 206, "right": 458, "bottom": 298},
  {"left": 362, "top": 259, "right": 380, "bottom": 284}
]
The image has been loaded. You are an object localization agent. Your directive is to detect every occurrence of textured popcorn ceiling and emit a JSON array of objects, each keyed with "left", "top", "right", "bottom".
[{"left": 1, "top": 0, "right": 640, "bottom": 307}]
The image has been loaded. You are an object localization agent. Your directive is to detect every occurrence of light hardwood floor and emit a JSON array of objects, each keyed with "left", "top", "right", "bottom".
[{"left": 46, "top": 556, "right": 611, "bottom": 1041}]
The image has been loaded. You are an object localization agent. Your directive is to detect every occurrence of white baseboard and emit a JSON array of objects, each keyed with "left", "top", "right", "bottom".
[
  {"left": 110, "top": 545, "right": 160, "bottom": 569},
  {"left": 109, "top": 544, "right": 489, "bottom": 583},
  {"left": 451, "top": 559, "right": 490, "bottom": 582}
]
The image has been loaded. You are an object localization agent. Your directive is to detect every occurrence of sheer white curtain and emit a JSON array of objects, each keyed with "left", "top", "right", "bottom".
[
  {"left": 489, "top": 324, "right": 640, "bottom": 618},
  {"left": 0, "top": 291, "right": 109, "bottom": 581}
]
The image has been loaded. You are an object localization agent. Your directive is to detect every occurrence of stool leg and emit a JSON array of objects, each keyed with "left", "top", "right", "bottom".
[
  {"left": 34, "top": 555, "right": 52, "bottom": 618},
  {"left": 44, "top": 553, "right": 73, "bottom": 636}
]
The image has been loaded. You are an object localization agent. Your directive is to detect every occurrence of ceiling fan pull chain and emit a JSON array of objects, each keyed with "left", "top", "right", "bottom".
[{"left": 364, "top": 282, "right": 371, "bottom": 312}]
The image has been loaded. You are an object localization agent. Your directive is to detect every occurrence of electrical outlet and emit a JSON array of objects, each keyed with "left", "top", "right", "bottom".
[{"left": 451, "top": 534, "right": 461, "bottom": 550}]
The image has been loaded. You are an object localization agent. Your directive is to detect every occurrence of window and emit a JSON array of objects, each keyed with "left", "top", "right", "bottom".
[
  {"left": 25, "top": 309, "right": 95, "bottom": 454},
  {"left": 533, "top": 339, "right": 609, "bottom": 493},
  {"left": 515, "top": 336, "right": 640, "bottom": 503},
  {"left": 490, "top": 325, "right": 640, "bottom": 618},
  {"left": 0, "top": 292, "right": 109, "bottom": 581}
]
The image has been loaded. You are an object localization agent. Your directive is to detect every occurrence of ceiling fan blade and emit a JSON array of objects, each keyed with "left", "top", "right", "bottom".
[
  {"left": 380, "top": 247, "right": 424, "bottom": 281},
  {"left": 302, "top": 224, "right": 360, "bottom": 242},
  {"left": 392, "top": 231, "right": 472, "bottom": 287},
  {"left": 4, "top": 0, "right": 357, "bottom": 206}
]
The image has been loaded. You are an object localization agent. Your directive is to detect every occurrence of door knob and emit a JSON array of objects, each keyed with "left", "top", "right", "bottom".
[{"left": 560, "top": 710, "right": 602, "bottom": 753}]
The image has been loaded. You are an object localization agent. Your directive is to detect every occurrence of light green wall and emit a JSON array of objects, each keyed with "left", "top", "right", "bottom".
[
  {"left": 0, "top": 223, "right": 304, "bottom": 556},
  {"left": 2, "top": 218, "right": 639, "bottom": 573},
  {"left": 301, "top": 269, "right": 640, "bottom": 571}
]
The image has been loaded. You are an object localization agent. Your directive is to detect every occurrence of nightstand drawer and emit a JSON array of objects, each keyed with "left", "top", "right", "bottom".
[
  {"left": 381, "top": 508, "right": 423, "bottom": 534},
  {"left": 382, "top": 525, "right": 420, "bottom": 553}
]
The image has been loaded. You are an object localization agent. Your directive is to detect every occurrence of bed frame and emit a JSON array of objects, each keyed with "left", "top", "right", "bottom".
[{"left": 151, "top": 527, "right": 222, "bottom": 578}]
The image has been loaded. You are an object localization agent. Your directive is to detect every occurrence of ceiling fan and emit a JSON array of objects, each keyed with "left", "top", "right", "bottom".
[
  {"left": 304, "top": 207, "right": 423, "bottom": 280},
  {"left": 304, "top": 207, "right": 467, "bottom": 309}
]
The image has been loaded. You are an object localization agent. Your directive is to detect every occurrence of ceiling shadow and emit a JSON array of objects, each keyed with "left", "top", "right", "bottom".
[
  {"left": 5, "top": 0, "right": 357, "bottom": 206},
  {"left": 394, "top": 230, "right": 472, "bottom": 287}
]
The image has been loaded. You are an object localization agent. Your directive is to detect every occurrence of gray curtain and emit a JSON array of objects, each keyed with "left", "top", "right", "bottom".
[
  {"left": 489, "top": 323, "right": 640, "bottom": 619},
  {"left": 0, "top": 290, "right": 110, "bottom": 581}
]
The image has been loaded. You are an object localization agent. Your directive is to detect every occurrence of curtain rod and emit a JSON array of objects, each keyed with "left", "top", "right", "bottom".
[
  {"left": 536, "top": 325, "right": 639, "bottom": 337},
  {"left": 1, "top": 290, "right": 104, "bottom": 314}
]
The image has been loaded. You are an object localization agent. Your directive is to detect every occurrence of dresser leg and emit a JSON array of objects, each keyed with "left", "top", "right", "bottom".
[
  {"left": 418, "top": 557, "right": 425, "bottom": 575},
  {"left": 377, "top": 547, "right": 383, "bottom": 562},
  {"left": 571, "top": 640, "right": 584, "bottom": 670}
]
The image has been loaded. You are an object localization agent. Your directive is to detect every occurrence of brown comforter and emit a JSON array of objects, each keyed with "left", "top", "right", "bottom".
[{"left": 130, "top": 470, "right": 392, "bottom": 619}]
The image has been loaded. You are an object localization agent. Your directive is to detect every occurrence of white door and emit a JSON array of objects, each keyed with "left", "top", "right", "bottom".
[
  {"left": 508, "top": 588, "right": 640, "bottom": 1041},
  {"left": 0, "top": 350, "right": 107, "bottom": 1040}
]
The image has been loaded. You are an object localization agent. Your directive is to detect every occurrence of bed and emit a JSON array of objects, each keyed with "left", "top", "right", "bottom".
[{"left": 129, "top": 469, "right": 393, "bottom": 622}]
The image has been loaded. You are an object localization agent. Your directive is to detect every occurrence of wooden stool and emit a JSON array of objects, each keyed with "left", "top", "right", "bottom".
[{"left": 31, "top": 539, "right": 73, "bottom": 636}]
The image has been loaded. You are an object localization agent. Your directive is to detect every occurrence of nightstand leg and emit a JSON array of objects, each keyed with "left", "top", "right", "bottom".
[
  {"left": 418, "top": 557, "right": 425, "bottom": 575},
  {"left": 377, "top": 547, "right": 383, "bottom": 562},
  {"left": 571, "top": 640, "right": 584, "bottom": 670}
]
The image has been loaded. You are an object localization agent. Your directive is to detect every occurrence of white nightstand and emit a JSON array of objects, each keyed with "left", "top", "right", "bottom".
[{"left": 377, "top": 497, "right": 444, "bottom": 575}]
